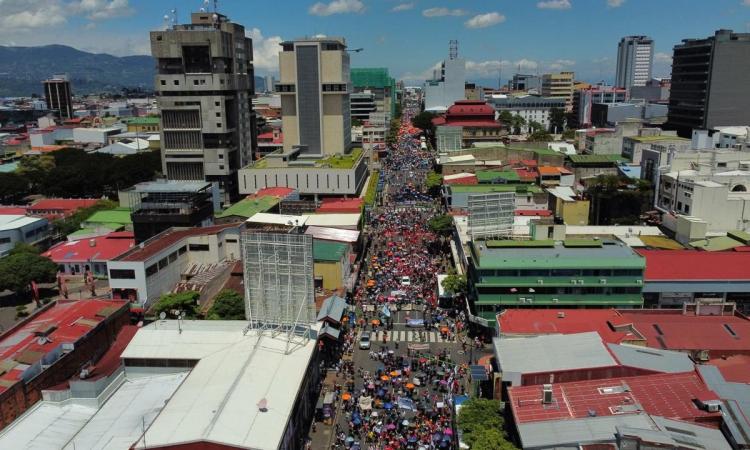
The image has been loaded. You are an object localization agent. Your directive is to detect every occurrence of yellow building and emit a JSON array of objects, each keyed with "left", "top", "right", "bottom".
[
  {"left": 126, "top": 116, "right": 161, "bottom": 133},
  {"left": 548, "top": 186, "right": 590, "bottom": 225},
  {"left": 313, "top": 240, "right": 352, "bottom": 291},
  {"left": 542, "top": 72, "right": 575, "bottom": 111}
]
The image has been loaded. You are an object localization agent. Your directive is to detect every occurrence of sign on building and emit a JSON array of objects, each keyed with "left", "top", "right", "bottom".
[{"left": 467, "top": 192, "right": 515, "bottom": 240}]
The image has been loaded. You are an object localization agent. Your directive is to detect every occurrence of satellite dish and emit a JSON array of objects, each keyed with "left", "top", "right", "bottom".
[{"left": 159, "top": 312, "right": 167, "bottom": 320}]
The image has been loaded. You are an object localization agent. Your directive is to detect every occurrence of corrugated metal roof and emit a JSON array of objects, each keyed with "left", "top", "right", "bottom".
[
  {"left": 313, "top": 240, "right": 348, "bottom": 262},
  {"left": 607, "top": 343, "right": 694, "bottom": 373},
  {"left": 317, "top": 295, "right": 347, "bottom": 322}
]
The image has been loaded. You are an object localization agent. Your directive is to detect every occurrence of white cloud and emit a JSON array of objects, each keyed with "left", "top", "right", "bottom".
[
  {"left": 422, "top": 7, "right": 468, "bottom": 17},
  {"left": 607, "top": 0, "right": 625, "bottom": 7},
  {"left": 391, "top": 2, "right": 414, "bottom": 12},
  {"left": 309, "top": 0, "right": 365, "bottom": 16},
  {"left": 247, "top": 28, "right": 284, "bottom": 71},
  {"left": 465, "top": 59, "right": 539, "bottom": 77},
  {"left": 74, "top": 0, "right": 133, "bottom": 20},
  {"left": 465, "top": 12, "right": 505, "bottom": 29},
  {"left": 537, "top": 0, "right": 572, "bottom": 10},
  {"left": 654, "top": 52, "right": 672, "bottom": 64}
]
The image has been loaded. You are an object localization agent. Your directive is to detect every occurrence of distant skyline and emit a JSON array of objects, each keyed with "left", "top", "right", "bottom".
[{"left": 1, "top": 0, "right": 749, "bottom": 86}]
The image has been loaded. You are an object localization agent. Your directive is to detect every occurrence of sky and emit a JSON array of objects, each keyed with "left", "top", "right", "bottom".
[{"left": 1, "top": 0, "right": 749, "bottom": 85}]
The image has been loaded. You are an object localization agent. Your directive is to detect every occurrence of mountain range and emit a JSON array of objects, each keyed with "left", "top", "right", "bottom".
[{"left": 0, "top": 44, "right": 267, "bottom": 97}]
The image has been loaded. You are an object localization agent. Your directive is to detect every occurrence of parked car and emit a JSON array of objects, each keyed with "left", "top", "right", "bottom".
[
  {"left": 359, "top": 331, "right": 371, "bottom": 350},
  {"left": 401, "top": 276, "right": 411, "bottom": 286}
]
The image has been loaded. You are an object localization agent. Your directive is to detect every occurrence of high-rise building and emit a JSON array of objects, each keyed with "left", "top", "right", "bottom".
[
  {"left": 424, "top": 41, "right": 466, "bottom": 112},
  {"left": 276, "top": 37, "right": 352, "bottom": 156},
  {"left": 541, "top": 72, "right": 575, "bottom": 111},
  {"left": 667, "top": 29, "right": 750, "bottom": 137},
  {"left": 508, "top": 74, "right": 542, "bottom": 93},
  {"left": 42, "top": 74, "right": 73, "bottom": 120},
  {"left": 150, "top": 11, "right": 257, "bottom": 205},
  {"left": 616, "top": 36, "right": 654, "bottom": 91},
  {"left": 351, "top": 68, "right": 397, "bottom": 117},
  {"left": 571, "top": 85, "right": 628, "bottom": 128}
]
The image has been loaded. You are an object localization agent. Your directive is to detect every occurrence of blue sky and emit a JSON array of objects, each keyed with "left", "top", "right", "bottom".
[{"left": 1, "top": 0, "right": 749, "bottom": 85}]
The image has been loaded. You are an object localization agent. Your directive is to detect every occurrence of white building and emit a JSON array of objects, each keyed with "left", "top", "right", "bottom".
[
  {"left": 487, "top": 95, "right": 566, "bottom": 133},
  {"left": 106, "top": 223, "right": 242, "bottom": 307},
  {"left": 0, "top": 215, "right": 49, "bottom": 256},
  {"left": 692, "top": 126, "right": 750, "bottom": 151},
  {"left": 616, "top": 36, "right": 654, "bottom": 90},
  {"left": 424, "top": 43, "right": 466, "bottom": 112}
]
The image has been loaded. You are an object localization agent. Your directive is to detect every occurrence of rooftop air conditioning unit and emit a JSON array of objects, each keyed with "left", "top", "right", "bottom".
[
  {"left": 571, "top": 280, "right": 577, "bottom": 285},
  {"left": 538, "top": 280, "right": 544, "bottom": 284},
  {"left": 697, "top": 350, "right": 710, "bottom": 361},
  {"left": 636, "top": 280, "right": 642, "bottom": 284},
  {"left": 557, "top": 311, "right": 565, "bottom": 318},
  {"left": 542, "top": 384, "right": 553, "bottom": 404},
  {"left": 552, "top": 298, "right": 559, "bottom": 303},
  {"left": 600, "top": 279, "right": 607, "bottom": 284}
]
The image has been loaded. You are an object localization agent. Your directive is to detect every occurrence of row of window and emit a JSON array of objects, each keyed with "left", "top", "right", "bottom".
[
  {"left": 477, "top": 287, "right": 642, "bottom": 295},
  {"left": 479, "top": 269, "right": 643, "bottom": 278}
]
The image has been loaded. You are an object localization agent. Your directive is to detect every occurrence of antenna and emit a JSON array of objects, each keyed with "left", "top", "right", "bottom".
[
  {"left": 162, "top": 14, "right": 170, "bottom": 30},
  {"left": 170, "top": 8, "right": 178, "bottom": 27},
  {"left": 449, "top": 40, "right": 458, "bottom": 60},
  {"left": 214, "top": 0, "right": 219, "bottom": 12}
]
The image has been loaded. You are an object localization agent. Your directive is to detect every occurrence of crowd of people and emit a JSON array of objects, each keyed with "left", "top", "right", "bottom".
[{"left": 325, "top": 111, "right": 471, "bottom": 449}]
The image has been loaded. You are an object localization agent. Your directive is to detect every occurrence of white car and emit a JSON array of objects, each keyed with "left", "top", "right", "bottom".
[
  {"left": 401, "top": 276, "right": 411, "bottom": 286},
  {"left": 359, "top": 331, "right": 371, "bottom": 350}
]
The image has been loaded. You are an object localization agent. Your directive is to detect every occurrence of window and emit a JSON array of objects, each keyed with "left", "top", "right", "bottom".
[
  {"left": 173, "top": 80, "right": 179, "bottom": 86},
  {"left": 684, "top": 204, "right": 690, "bottom": 214},
  {"left": 215, "top": 101, "right": 220, "bottom": 106},
  {"left": 158, "top": 257, "right": 168, "bottom": 270},
  {"left": 178, "top": 245, "right": 187, "bottom": 255},
  {"left": 226, "top": 238, "right": 238, "bottom": 243},
  {"left": 189, "top": 244, "right": 210, "bottom": 251},
  {"left": 146, "top": 264, "right": 158, "bottom": 277},
  {"left": 219, "top": 165, "right": 224, "bottom": 170},
  {"left": 216, "top": 112, "right": 221, "bottom": 117},
  {"left": 161, "top": 80, "right": 166, "bottom": 86},
  {"left": 218, "top": 153, "right": 224, "bottom": 159},
  {"left": 193, "top": 80, "right": 199, "bottom": 86},
  {"left": 718, "top": 162, "right": 727, "bottom": 168},
  {"left": 109, "top": 269, "right": 136, "bottom": 279},
  {"left": 0, "top": 237, "right": 10, "bottom": 244},
  {"left": 216, "top": 123, "right": 222, "bottom": 128},
  {"left": 677, "top": 201, "right": 682, "bottom": 210},
  {"left": 168, "top": 251, "right": 178, "bottom": 263}
]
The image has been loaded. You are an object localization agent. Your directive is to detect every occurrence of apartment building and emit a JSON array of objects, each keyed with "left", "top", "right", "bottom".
[
  {"left": 541, "top": 72, "right": 575, "bottom": 111},
  {"left": 616, "top": 36, "right": 654, "bottom": 91}
]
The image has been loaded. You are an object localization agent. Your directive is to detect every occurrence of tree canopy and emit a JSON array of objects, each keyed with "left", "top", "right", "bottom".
[
  {"left": 457, "top": 398, "right": 517, "bottom": 450},
  {"left": 152, "top": 291, "right": 200, "bottom": 318},
  {"left": 549, "top": 107, "right": 566, "bottom": 133},
  {"left": 441, "top": 274, "right": 467, "bottom": 296},
  {"left": 0, "top": 243, "right": 57, "bottom": 294},
  {"left": 52, "top": 199, "right": 119, "bottom": 237},
  {"left": 207, "top": 290, "right": 245, "bottom": 320},
  {"left": 425, "top": 171, "right": 443, "bottom": 196},
  {"left": 427, "top": 214, "right": 453, "bottom": 235},
  {"left": 411, "top": 111, "right": 437, "bottom": 134}
]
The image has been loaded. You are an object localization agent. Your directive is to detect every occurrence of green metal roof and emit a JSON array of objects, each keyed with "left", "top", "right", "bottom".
[
  {"left": 567, "top": 154, "right": 626, "bottom": 164},
  {"left": 486, "top": 240, "right": 554, "bottom": 248},
  {"left": 690, "top": 236, "right": 744, "bottom": 252},
  {"left": 728, "top": 230, "right": 750, "bottom": 245},
  {"left": 313, "top": 240, "right": 348, "bottom": 262},
  {"left": 449, "top": 184, "right": 543, "bottom": 194},
  {"left": 471, "top": 241, "right": 645, "bottom": 269},
  {"left": 83, "top": 208, "right": 132, "bottom": 225},
  {"left": 125, "top": 116, "right": 160, "bottom": 125},
  {"left": 563, "top": 239, "right": 603, "bottom": 248},
  {"left": 475, "top": 170, "right": 521, "bottom": 183},
  {"left": 351, "top": 68, "right": 395, "bottom": 89},
  {"left": 475, "top": 294, "right": 643, "bottom": 306},
  {"left": 216, "top": 196, "right": 279, "bottom": 219}
]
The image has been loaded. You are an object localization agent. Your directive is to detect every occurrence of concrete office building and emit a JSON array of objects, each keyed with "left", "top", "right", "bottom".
[
  {"left": 351, "top": 68, "right": 397, "bottom": 117},
  {"left": 508, "top": 74, "right": 542, "bottom": 93},
  {"left": 570, "top": 86, "right": 627, "bottom": 128},
  {"left": 667, "top": 30, "right": 750, "bottom": 137},
  {"left": 350, "top": 91, "right": 377, "bottom": 121},
  {"left": 488, "top": 95, "right": 566, "bottom": 133},
  {"left": 541, "top": 72, "right": 575, "bottom": 111},
  {"left": 616, "top": 36, "right": 654, "bottom": 91},
  {"left": 424, "top": 41, "right": 466, "bottom": 112},
  {"left": 42, "top": 75, "right": 73, "bottom": 120},
  {"left": 276, "top": 37, "right": 352, "bottom": 156},
  {"left": 150, "top": 11, "right": 257, "bottom": 205}
]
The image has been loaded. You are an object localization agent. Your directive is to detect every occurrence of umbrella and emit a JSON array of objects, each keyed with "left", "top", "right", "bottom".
[
  {"left": 342, "top": 393, "right": 352, "bottom": 401},
  {"left": 381, "top": 375, "right": 390, "bottom": 381},
  {"left": 377, "top": 389, "right": 385, "bottom": 397},
  {"left": 384, "top": 402, "right": 394, "bottom": 410},
  {"left": 443, "top": 428, "right": 453, "bottom": 436},
  {"left": 406, "top": 383, "right": 416, "bottom": 390},
  {"left": 372, "top": 319, "right": 381, "bottom": 326},
  {"left": 386, "top": 423, "right": 396, "bottom": 430},
  {"left": 371, "top": 411, "right": 379, "bottom": 417},
  {"left": 390, "top": 370, "right": 400, "bottom": 377},
  {"left": 353, "top": 417, "right": 361, "bottom": 426},
  {"left": 347, "top": 436, "right": 354, "bottom": 443},
  {"left": 402, "top": 419, "right": 410, "bottom": 426},
  {"left": 440, "top": 326, "right": 449, "bottom": 333}
]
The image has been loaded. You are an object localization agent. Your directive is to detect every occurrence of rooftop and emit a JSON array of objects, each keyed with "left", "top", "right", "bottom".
[
  {"left": 449, "top": 184, "right": 543, "bottom": 194},
  {"left": 125, "top": 116, "right": 160, "bottom": 125},
  {"left": 116, "top": 223, "right": 242, "bottom": 262},
  {"left": 216, "top": 195, "right": 279, "bottom": 220},
  {"left": 122, "top": 320, "right": 319, "bottom": 450},
  {"left": 472, "top": 239, "right": 644, "bottom": 269},
  {"left": 508, "top": 371, "right": 721, "bottom": 425},
  {"left": 475, "top": 170, "right": 521, "bottom": 183},
  {"left": 28, "top": 198, "right": 98, "bottom": 212},
  {"left": 0, "top": 300, "right": 126, "bottom": 393},
  {"left": 83, "top": 208, "right": 132, "bottom": 225},
  {"left": 313, "top": 240, "right": 349, "bottom": 262},
  {"left": 626, "top": 135, "right": 689, "bottom": 143},
  {"left": 498, "top": 309, "right": 641, "bottom": 344},
  {"left": 0, "top": 214, "right": 45, "bottom": 231},
  {"left": 637, "top": 249, "right": 750, "bottom": 280},
  {"left": 568, "top": 154, "right": 626, "bottom": 164},
  {"left": 305, "top": 226, "right": 360, "bottom": 243},
  {"left": 43, "top": 231, "right": 134, "bottom": 263},
  {"left": 316, "top": 197, "right": 364, "bottom": 213},
  {"left": 129, "top": 179, "right": 212, "bottom": 193}
]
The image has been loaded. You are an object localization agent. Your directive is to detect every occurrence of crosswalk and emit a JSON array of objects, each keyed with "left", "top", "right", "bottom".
[{"left": 360, "top": 330, "right": 447, "bottom": 343}]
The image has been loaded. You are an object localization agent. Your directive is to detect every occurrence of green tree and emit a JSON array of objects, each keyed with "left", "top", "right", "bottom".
[
  {"left": 457, "top": 398, "right": 517, "bottom": 449},
  {"left": 18, "top": 155, "right": 55, "bottom": 190},
  {"left": 352, "top": 118, "right": 363, "bottom": 127},
  {"left": 425, "top": 171, "right": 443, "bottom": 196},
  {"left": 441, "top": 274, "right": 467, "bottom": 296},
  {"left": 427, "top": 214, "right": 453, "bottom": 235},
  {"left": 0, "top": 244, "right": 58, "bottom": 294},
  {"left": 510, "top": 114, "right": 526, "bottom": 135},
  {"left": 561, "top": 128, "right": 576, "bottom": 140},
  {"left": 528, "top": 130, "right": 553, "bottom": 142},
  {"left": 52, "top": 199, "right": 119, "bottom": 237},
  {"left": 207, "top": 290, "right": 245, "bottom": 320},
  {"left": 152, "top": 291, "right": 200, "bottom": 318},
  {"left": 549, "top": 107, "right": 566, "bottom": 133},
  {"left": 0, "top": 173, "right": 30, "bottom": 204},
  {"left": 528, "top": 120, "right": 544, "bottom": 132},
  {"left": 411, "top": 111, "right": 437, "bottom": 134}
]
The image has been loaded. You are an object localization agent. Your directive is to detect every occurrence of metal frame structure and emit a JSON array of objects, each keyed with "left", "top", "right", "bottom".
[
  {"left": 241, "top": 231, "right": 316, "bottom": 354},
  {"left": 467, "top": 192, "right": 515, "bottom": 241}
]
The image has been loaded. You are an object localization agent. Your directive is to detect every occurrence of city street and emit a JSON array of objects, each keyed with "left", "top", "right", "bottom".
[{"left": 308, "top": 101, "right": 492, "bottom": 450}]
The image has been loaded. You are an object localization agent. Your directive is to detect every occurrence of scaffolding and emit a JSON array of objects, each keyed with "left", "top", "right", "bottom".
[
  {"left": 241, "top": 232, "right": 316, "bottom": 354},
  {"left": 467, "top": 192, "right": 515, "bottom": 241}
]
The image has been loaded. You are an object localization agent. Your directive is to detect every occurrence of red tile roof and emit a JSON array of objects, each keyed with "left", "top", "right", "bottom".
[
  {"left": 515, "top": 209, "right": 552, "bottom": 217},
  {"left": 707, "top": 355, "right": 750, "bottom": 384},
  {"left": 257, "top": 131, "right": 283, "bottom": 144},
  {"left": 317, "top": 198, "right": 363, "bottom": 214},
  {"left": 0, "top": 207, "right": 29, "bottom": 215},
  {"left": 28, "top": 198, "right": 98, "bottom": 215},
  {"left": 446, "top": 100, "right": 496, "bottom": 116},
  {"left": 117, "top": 223, "right": 241, "bottom": 262},
  {"left": 539, "top": 166, "right": 564, "bottom": 176},
  {"left": 43, "top": 232, "right": 135, "bottom": 264},
  {"left": 508, "top": 371, "right": 722, "bottom": 425},
  {"left": 443, "top": 174, "right": 478, "bottom": 185},
  {"left": 636, "top": 250, "right": 750, "bottom": 281},
  {"left": 514, "top": 168, "right": 538, "bottom": 181},
  {"left": 498, "top": 309, "right": 639, "bottom": 344},
  {"left": 254, "top": 187, "right": 295, "bottom": 199},
  {"left": 0, "top": 299, "right": 127, "bottom": 393}
]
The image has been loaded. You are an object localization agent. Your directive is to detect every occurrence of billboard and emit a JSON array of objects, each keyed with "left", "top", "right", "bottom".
[{"left": 242, "top": 232, "right": 316, "bottom": 326}]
